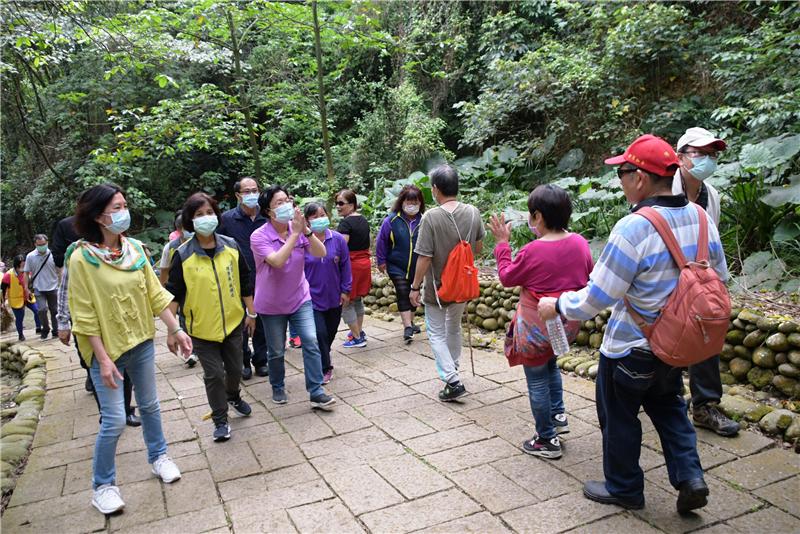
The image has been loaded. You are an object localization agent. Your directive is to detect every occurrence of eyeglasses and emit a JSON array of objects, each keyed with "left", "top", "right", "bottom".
[
  {"left": 335, "top": 201, "right": 348, "bottom": 206},
  {"left": 682, "top": 150, "right": 719, "bottom": 160},
  {"left": 616, "top": 166, "right": 639, "bottom": 179},
  {"left": 240, "top": 189, "right": 259, "bottom": 195}
]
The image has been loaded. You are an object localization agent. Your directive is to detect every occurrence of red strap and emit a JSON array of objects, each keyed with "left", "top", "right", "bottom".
[
  {"left": 693, "top": 203, "right": 709, "bottom": 263},
  {"left": 634, "top": 207, "right": 688, "bottom": 267}
]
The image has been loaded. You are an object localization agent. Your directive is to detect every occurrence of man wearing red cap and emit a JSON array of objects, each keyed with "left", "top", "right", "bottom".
[
  {"left": 674, "top": 127, "right": 739, "bottom": 437},
  {"left": 540, "top": 134, "right": 729, "bottom": 514}
]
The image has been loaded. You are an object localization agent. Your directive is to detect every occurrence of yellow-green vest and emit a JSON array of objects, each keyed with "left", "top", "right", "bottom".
[
  {"left": 7, "top": 269, "right": 28, "bottom": 309},
  {"left": 177, "top": 234, "right": 244, "bottom": 342}
]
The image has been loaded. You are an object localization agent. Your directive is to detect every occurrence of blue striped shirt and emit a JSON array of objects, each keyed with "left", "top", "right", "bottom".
[{"left": 557, "top": 199, "right": 728, "bottom": 359}]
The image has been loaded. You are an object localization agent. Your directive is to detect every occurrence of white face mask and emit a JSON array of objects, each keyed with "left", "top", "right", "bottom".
[{"left": 402, "top": 203, "right": 420, "bottom": 216}]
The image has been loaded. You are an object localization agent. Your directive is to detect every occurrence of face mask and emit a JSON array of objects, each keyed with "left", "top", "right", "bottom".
[
  {"left": 528, "top": 221, "right": 541, "bottom": 238},
  {"left": 687, "top": 156, "right": 717, "bottom": 181},
  {"left": 242, "top": 193, "right": 259, "bottom": 209},
  {"left": 36, "top": 245, "right": 48, "bottom": 254},
  {"left": 310, "top": 217, "right": 330, "bottom": 233},
  {"left": 182, "top": 230, "right": 194, "bottom": 240},
  {"left": 403, "top": 203, "right": 420, "bottom": 216},
  {"left": 193, "top": 215, "right": 218, "bottom": 236},
  {"left": 273, "top": 203, "right": 294, "bottom": 223},
  {"left": 103, "top": 209, "right": 131, "bottom": 235}
]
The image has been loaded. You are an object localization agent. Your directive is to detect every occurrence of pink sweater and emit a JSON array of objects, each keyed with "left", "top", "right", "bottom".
[{"left": 494, "top": 234, "right": 593, "bottom": 296}]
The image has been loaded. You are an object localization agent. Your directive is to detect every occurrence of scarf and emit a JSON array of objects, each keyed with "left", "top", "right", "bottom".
[{"left": 70, "top": 236, "right": 147, "bottom": 271}]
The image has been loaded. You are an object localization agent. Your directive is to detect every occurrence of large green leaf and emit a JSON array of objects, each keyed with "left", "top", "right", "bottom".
[
  {"left": 730, "top": 251, "right": 786, "bottom": 292},
  {"left": 760, "top": 176, "right": 800, "bottom": 207},
  {"left": 557, "top": 148, "right": 584, "bottom": 172}
]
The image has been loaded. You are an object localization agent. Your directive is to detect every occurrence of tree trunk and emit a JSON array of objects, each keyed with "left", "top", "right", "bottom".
[
  {"left": 226, "top": 9, "right": 262, "bottom": 183},
  {"left": 312, "top": 1, "right": 336, "bottom": 193}
]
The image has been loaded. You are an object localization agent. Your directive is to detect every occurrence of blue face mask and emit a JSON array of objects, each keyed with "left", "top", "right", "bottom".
[
  {"left": 310, "top": 217, "right": 330, "bottom": 233},
  {"left": 273, "top": 203, "right": 294, "bottom": 223},
  {"left": 242, "top": 193, "right": 259, "bottom": 209},
  {"left": 182, "top": 230, "right": 194, "bottom": 240},
  {"left": 688, "top": 156, "right": 717, "bottom": 181},
  {"left": 104, "top": 209, "right": 131, "bottom": 235},
  {"left": 193, "top": 215, "right": 218, "bottom": 236},
  {"left": 36, "top": 245, "right": 48, "bottom": 254}
]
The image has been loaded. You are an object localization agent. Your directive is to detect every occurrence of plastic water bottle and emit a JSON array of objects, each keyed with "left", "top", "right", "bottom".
[{"left": 546, "top": 318, "right": 570, "bottom": 356}]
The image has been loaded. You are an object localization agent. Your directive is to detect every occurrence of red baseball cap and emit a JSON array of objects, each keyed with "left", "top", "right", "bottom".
[{"left": 604, "top": 134, "right": 680, "bottom": 177}]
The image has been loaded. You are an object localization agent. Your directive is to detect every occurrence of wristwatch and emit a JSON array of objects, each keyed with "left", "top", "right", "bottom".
[
  {"left": 410, "top": 286, "right": 421, "bottom": 291},
  {"left": 304, "top": 229, "right": 312, "bottom": 237},
  {"left": 245, "top": 310, "right": 257, "bottom": 319}
]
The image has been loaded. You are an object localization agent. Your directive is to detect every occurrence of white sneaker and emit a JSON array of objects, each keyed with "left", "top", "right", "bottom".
[
  {"left": 92, "top": 484, "right": 125, "bottom": 514},
  {"left": 151, "top": 454, "right": 181, "bottom": 483}
]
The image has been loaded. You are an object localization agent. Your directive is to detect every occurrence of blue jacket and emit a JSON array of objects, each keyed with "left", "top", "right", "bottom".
[{"left": 375, "top": 211, "right": 421, "bottom": 279}]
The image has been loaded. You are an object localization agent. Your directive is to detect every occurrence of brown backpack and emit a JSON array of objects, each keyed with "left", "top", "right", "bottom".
[{"left": 625, "top": 204, "right": 731, "bottom": 367}]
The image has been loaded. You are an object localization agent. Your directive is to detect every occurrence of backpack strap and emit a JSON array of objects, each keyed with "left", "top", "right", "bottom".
[
  {"left": 693, "top": 203, "right": 710, "bottom": 263},
  {"left": 634, "top": 207, "right": 689, "bottom": 267}
]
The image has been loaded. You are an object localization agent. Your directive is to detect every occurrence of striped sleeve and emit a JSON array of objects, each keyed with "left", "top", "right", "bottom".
[{"left": 557, "top": 230, "right": 639, "bottom": 321}]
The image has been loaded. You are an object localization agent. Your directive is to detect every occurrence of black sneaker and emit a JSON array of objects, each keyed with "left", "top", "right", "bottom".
[
  {"left": 35, "top": 327, "right": 42, "bottom": 334},
  {"left": 693, "top": 405, "right": 739, "bottom": 437},
  {"left": 411, "top": 324, "right": 421, "bottom": 334},
  {"left": 255, "top": 365, "right": 269, "bottom": 377},
  {"left": 403, "top": 326, "right": 413, "bottom": 344},
  {"left": 522, "top": 435, "right": 562, "bottom": 459},
  {"left": 228, "top": 397, "right": 252, "bottom": 417},
  {"left": 213, "top": 422, "right": 231, "bottom": 442},
  {"left": 40, "top": 329, "right": 50, "bottom": 340},
  {"left": 553, "top": 413, "right": 570, "bottom": 435},
  {"left": 242, "top": 365, "right": 253, "bottom": 380},
  {"left": 438, "top": 381, "right": 467, "bottom": 402},
  {"left": 18, "top": 334, "right": 25, "bottom": 341},
  {"left": 272, "top": 389, "right": 288, "bottom": 404},
  {"left": 677, "top": 478, "right": 709, "bottom": 514},
  {"left": 310, "top": 393, "right": 336, "bottom": 411},
  {"left": 185, "top": 353, "right": 198, "bottom": 368}
]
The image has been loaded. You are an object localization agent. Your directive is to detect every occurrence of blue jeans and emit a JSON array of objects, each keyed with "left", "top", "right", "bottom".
[
  {"left": 12, "top": 302, "right": 41, "bottom": 336},
  {"left": 523, "top": 358, "right": 564, "bottom": 440},
  {"left": 596, "top": 350, "right": 703, "bottom": 501},
  {"left": 90, "top": 340, "right": 168, "bottom": 489},
  {"left": 259, "top": 300, "right": 324, "bottom": 398}
]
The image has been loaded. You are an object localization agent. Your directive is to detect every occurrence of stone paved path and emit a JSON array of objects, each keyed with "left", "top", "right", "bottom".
[{"left": 2, "top": 317, "right": 800, "bottom": 533}]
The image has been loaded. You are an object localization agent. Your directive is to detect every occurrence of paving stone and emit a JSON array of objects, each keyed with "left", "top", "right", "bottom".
[
  {"left": 413, "top": 511, "right": 512, "bottom": 533},
  {"left": 205, "top": 440, "right": 261, "bottom": 482},
  {"left": 372, "top": 411, "right": 436, "bottom": 441},
  {"left": 5, "top": 507, "right": 106, "bottom": 534},
  {"left": 408, "top": 402, "right": 470, "bottom": 431},
  {"left": 370, "top": 453, "right": 453, "bottom": 499},
  {"left": 322, "top": 464, "right": 404, "bottom": 515},
  {"left": 2, "top": 488, "right": 95, "bottom": 528},
  {"left": 227, "top": 479, "right": 333, "bottom": 520},
  {"left": 450, "top": 464, "right": 537, "bottom": 513},
  {"left": 218, "top": 473, "right": 267, "bottom": 502},
  {"left": 25, "top": 441, "right": 95, "bottom": 471},
  {"left": 359, "top": 393, "right": 432, "bottom": 418},
  {"left": 570, "top": 405, "right": 600, "bottom": 426},
  {"left": 249, "top": 432, "right": 306, "bottom": 472},
  {"left": 317, "top": 403, "right": 373, "bottom": 434},
  {"left": 404, "top": 423, "right": 492, "bottom": 456},
  {"left": 560, "top": 457, "right": 606, "bottom": 484},
  {"left": 564, "top": 511, "right": 663, "bottom": 534},
  {"left": 753, "top": 476, "right": 800, "bottom": 518},
  {"left": 32, "top": 416, "right": 75, "bottom": 448},
  {"left": 7, "top": 465, "right": 65, "bottom": 506},
  {"left": 115, "top": 504, "right": 228, "bottom": 534},
  {"left": 561, "top": 374, "right": 597, "bottom": 400},
  {"left": 62, "top": 457, "right": 93, "bottom": 495},
  {"left": 424, "top": 436, "right": 519, "bottom": 473},
  {"left": 726, "top": 506, "right": 800, "bottom": 533},
  {"left": 346, "top": 382, "right": 419, "bottom": 407},
  {"left": 708, "top": 447, "right": 800, "bottom": 490},
  {"left": 560, "top": 431, "right": 603, "bottom": 466},
  {"left": 360, "top": 488, "right": 481, "bottom": 533},
  {"left": 281, "top": 412, "right": 334, "bottom": 443},
  {"left": 631, "top": 483, "right": 717, "bottom": 534},
  {"left": 163, "top": 468, "right": 218, "bottom": 516},
  {"left": 492, "top": 455, "right": 583, "bottom": 500},
  {"left": 288, "top": 498, "right": 365, "bottom": 534},
  {"left": 695, "top": 427, "right": 774, "bottom": 457},
  {"left": 108, "top": 478, "right": 167, "bottom": 531},
  {"left": 310, "top": 439, "right": 406, "bottom": 475},
  {"left": 300, "top": 426, "right": 388, "bottom": 458},
  {"left": 197, "top": 420, "right": 282, "bottom": 447},
  {"left": 502, "top": 490, "right": 620, "bottom": 534}
]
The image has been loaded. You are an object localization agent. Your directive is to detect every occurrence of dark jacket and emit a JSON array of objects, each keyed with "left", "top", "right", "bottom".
[{"left": 51, "top": 216, "right": 79, "bottom": 269}]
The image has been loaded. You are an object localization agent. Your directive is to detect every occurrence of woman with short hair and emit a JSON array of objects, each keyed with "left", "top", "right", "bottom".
[{"left": 67, "top": 183, "right": 192, "bottom": 515}]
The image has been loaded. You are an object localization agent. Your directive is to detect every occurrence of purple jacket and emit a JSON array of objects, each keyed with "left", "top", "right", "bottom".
[{"left": 304, "top": 229, "right": 353, "bottom": 311}]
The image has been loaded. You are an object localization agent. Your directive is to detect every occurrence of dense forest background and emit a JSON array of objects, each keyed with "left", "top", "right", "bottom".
[{"left": 2, "top": 0, "right": 799, "bottom": 290}]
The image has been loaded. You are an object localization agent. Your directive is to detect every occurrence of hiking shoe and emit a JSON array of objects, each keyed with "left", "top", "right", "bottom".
[
  {"left": 677, "top": 478, "right": 709, "bottom": 514},
  {"left": 229, "top": 397, "right": 252, "bottom": 417},
  {"left": 185, "top": 353, "right": 198, "bottom": 368},
  {"left": 125, "top": 411, "right": 141, "bottom": 427},
  {"left": 583, "top": 480, "right": 644, "bottom": 510},
  {"left": 343, "top": 335, "right": 366, "bottom": 348},
  {"left": 553, "top": 413, "right": 570, "bottom": 435},
  {"left": 92, "top": 484, "right": 125, "bottom": 515},
  {"left": 322, "top": 369, "right": 333, "bottom": 385},
  {"left": 272, "top": 389, "right": 288, "bottom": 404},
  {"left": 18, "top": 334, "right": 25, "bottom": 341},
  {"left": 35, "top": 327, "right": 42, "bottom": 334},
  {"left": 40, "top": 329, "right": 50, "bottom": 340},
  {"left": 693, "top": 404, "right": 739, "bottom": 437},
  {"left": 438, "top": 381, "right": 467, "bottom": 402},
  {"left": 522, "top": 435, "right": 562, "bottom": 459},
  {"left": 403, "top": 326, "right": 414, "bottom": 344},
  {"left": 213, "top": 422, "right": 231, "bottom": 442},
  {"left": 288, "top": 336, "right": 302, "bottom": 349},
  {"left": 310, "top": 393, "right": 336, "bottom": 411},
  {"left": 242, "top": 365, "right": 253, "bottom": 380},
  {"left": 255, "top": 365, "right": 269, "bottom": 377},
  {"left": 151, "top": 454, "right": 181, "bottom": 483}
]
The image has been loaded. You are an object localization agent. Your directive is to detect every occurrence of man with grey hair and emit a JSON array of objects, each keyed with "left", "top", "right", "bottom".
[
  {"left": 410, "top": 165, "right": 484, "bottom": 401},
  {"left": 24, "top": 233, "right": 60, "bottom": 340}
]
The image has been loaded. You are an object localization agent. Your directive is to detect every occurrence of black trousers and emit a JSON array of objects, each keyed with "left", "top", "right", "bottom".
[
  {"left": 192, "top": 324, "right": 244, "bottom": 425},
  {"left": 313, "top": 307, "right": 342, "bottom": 373},
  {"left": 242, "top": 314, "right": 268, "bottom": 368},
  {"left": 689, "top": 354, "right": 723, "bottom": 408}
]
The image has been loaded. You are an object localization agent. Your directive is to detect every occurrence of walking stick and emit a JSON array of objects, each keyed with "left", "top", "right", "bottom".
[{"left": 465, "top": 300, "right": 475, "bottom": 377}]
